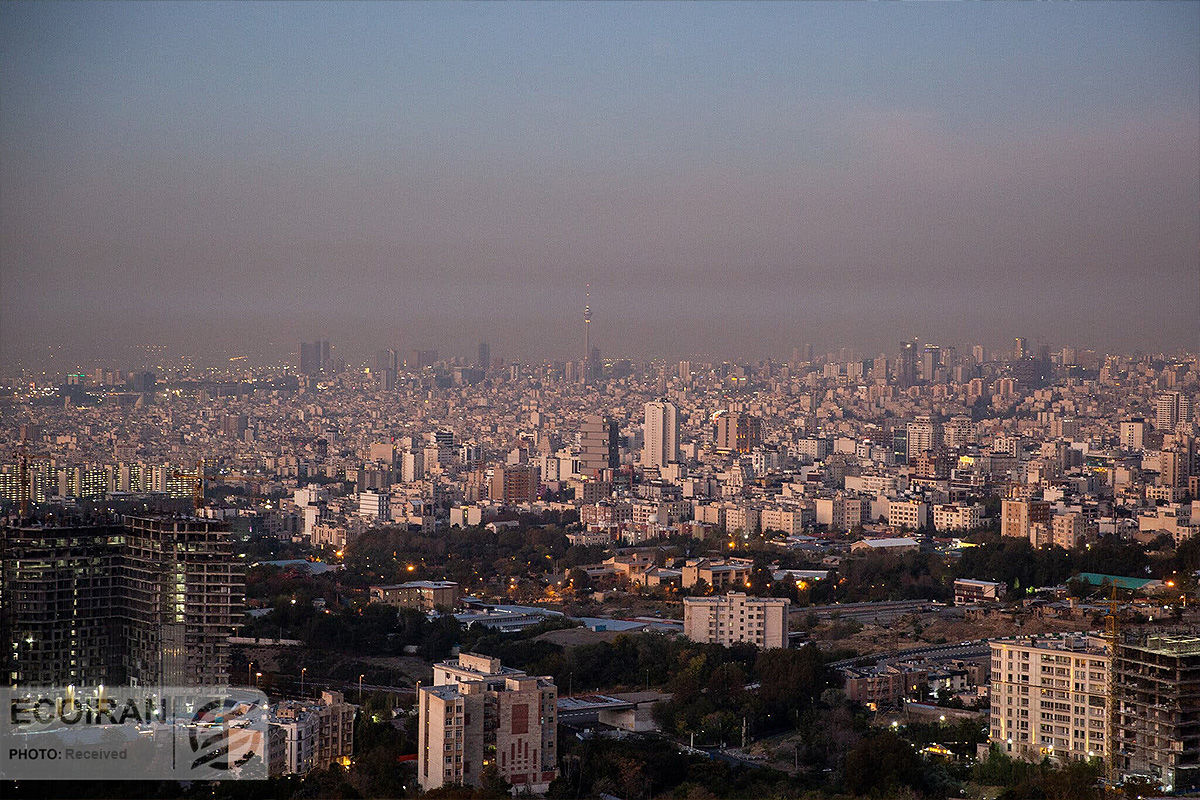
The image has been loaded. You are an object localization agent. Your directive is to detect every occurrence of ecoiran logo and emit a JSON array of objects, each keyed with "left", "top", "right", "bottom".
[{"left": 1, "top": 686, "right": 269, "bottom": 781}]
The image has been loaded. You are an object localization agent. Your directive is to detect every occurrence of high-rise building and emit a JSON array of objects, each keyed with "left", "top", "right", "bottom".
[
  {"left": 1115, "top": 633, "right": 1200, "bottom": 792},
  {"left": 2, "top": 515, "right": 243, "bottom": 688},
  {"left": 477, "top": 341, "right": 490, "bottom": 371},
  {"left": 127, "top": 370, "right": 157, "bottom": 394},
  {"left": 1000, "top": 498, "right": 1051, "bottom": 541},
  {"left": 300, "top": 341, "right": 332, "bottom": 375},
  {"left": 1, "top": 522, "right": 124, "bottom": 686},
  {"left": 418, "top": 653, "right": 558, "bottom": 793},
  {"left": 897, "top": 339, "right": 918, "bottom": 387},
  {"left": 988, "top": 634, "right": 1110, "bottom": 762},
  {"left": 375, "top": 348, "right": 399, "bottom": 374},
  {"left": 578, "top": 415, "right": 618, "bottom": 476},
  {"left": 713, "top": 412, "right": 762, "bottom": 454},
  {"left": 407, "top": 349, "right": 438, "bottom": 370},
  {"left": 906, "top": 415, "right": 942, "bottom": 462},
  {"left": 921, "top": 345, "right": 942, "bottom": 382},
  {"left": 1120, "top": 418, "right": 1147, "bottom": 451},
  {"left": 642, "top": 401, "right": 678, "bottom": 468},
  {"left": 223, "top": 413, "right": 249, "bottom": 438},
  {"left": 682, "top": 593, "right": 790, "bottom": 649},
  {"left": 123, "top": 515, "right": 243, "bottom": 687},
  {"left": 490, "top": 464, "right": 539, "bottom": 503},
  {"left": 1013, "top": 337, "right": 1028, "bottom": 360},
  {"left": 1156, "top": 392, "right": 1194, "bottom": 431},
  {"left": 401, "top": 450, "right": 425, "bottom": 483}
]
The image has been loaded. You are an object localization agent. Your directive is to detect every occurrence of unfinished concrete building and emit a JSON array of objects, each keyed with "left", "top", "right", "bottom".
[
  {"left": 2, "top": 514, "right": 243, "bottom": 688},
  {"left": 1115, "top": 633, "right": 1200, "bottom": 793}
]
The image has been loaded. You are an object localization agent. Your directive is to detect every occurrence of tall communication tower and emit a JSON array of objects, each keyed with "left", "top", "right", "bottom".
[{"left": 583, "top": 283, "right": 592, "bottom": 384}]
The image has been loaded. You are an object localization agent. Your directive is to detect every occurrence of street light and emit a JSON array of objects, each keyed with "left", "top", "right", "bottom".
[
  {"left": 358, "top": 674, "right": 365, "bottom": 703},
  {"left": 301, "top": 667, "right": 307, "bottom": 697},
  {"left": 248, "top": 661, "right": 254, "bottom": 687},
  {"left": 255, "top": 671, "right": 262, "bottom": 688}
]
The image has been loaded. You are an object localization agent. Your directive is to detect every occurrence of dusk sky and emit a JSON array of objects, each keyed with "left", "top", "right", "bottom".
[{"left": 2, "top": 2, "right": 1198, "bottom": 368}]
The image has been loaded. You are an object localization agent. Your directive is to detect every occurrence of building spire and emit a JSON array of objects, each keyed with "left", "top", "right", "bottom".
[{"left": 583, "top": 282, "right": 592, "bottom": 384}]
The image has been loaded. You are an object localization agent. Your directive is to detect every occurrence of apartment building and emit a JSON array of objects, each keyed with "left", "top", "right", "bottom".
[
  {"left": 1001, "top": 498, "right": 1051, "bottom": 540},
  {"left": 989, "top": 634, "right": 1110, "bottom": 762},
  {"left": 887, "top": 499, "right": 928, "bottom": 530},
  {"left": 1051, "top": 512, "right": 1088, "bottom": 549},
  {"left": 842, "top": 662, "right": 929, "bottom": 710},
  {"left": 815, "top": 494, "right": 868, "bottom": 531},
  {"left": 682, "top": 592, "right": 790, "bottom": 649},
  {"left": 269, "top": 691, "right": 356, "bottom": 775},
  {"left": 933, "top": 503, "right": 983, "bottom": 532},
  {"left": 418, "top": 653, "right": 558, "bottom": 793}
]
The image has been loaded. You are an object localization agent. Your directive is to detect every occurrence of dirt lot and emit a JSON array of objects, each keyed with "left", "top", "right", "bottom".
[
  {"left": 808, "top": 610, "right": 1091, "bottom": 656},
  {"left": 535, "top": 626, "right": 625, "bottom": 647}
]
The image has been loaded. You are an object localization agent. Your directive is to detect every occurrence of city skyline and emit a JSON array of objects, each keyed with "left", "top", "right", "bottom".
[{"left": 2, "top": 2, "right": 1198, "bottom": 369}]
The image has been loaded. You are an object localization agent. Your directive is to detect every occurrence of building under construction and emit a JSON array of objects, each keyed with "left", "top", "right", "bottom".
[
  {"left": 1, "top": 514, "right": 243, "bottom": 688},
  {"left": 1115, "top": 632, "right": 1200, "bottom": 793},
  {"left": 0, "top": 521, "right": 125, "bottom": 686}
]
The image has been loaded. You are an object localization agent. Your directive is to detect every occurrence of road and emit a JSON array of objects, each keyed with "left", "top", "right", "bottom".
[{"left": 829, "top": 640, "right": 992, "bottom": 669}]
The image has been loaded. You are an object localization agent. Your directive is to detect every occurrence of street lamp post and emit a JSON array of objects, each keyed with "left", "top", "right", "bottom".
[
  {"left": 248, "top": 661, "right": 254, "bottom": 687},
  {"left": 358, "top": 674, "right": 364, "bottom": 703},
  {"left": 301, "top": 667, "right": 307, "bottom": 697},
  {"left": 255, "top": 671, "right": 262, "bottom": 688}
]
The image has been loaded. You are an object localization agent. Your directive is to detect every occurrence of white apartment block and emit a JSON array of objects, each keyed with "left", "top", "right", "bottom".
[
  {"left": 357, "top": 490, "right": 390, "bottom": 520},
  {"left": 794, "top": 438, "right": 828, "bottom": 462},
  {"left": 989, "top": 635, "right": 1110, "bottom": 762},
  {"left": 419, "top": 654, "right": 558, "bottom": 793},
  {"left": 760, "top": 505, "right": 806, "bottom": 535},
  {"left": 683, "top": 592, "right": 790, "bottom": 649},
  {"left": 887, "top": 499, "right": 928, "bottom": 530},
  {"left": 932, "top": 503, "right": 983, "bottom": 532}
]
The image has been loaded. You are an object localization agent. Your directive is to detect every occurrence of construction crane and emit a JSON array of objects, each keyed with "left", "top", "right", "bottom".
[
  {"left": 1104, "top": 583, "right": 1121, "bottom": 785},
  {"left": 172, "top": 460, "right": 274, "bottom": 510},
  {"left": 16, "top": 442, "right": 30, "bottom": 518},
  {"left": 170, "top": 458, "right": 207, "bottom": 511}
]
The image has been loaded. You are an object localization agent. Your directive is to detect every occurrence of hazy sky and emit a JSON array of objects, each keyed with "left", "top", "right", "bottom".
[{"left": 2, "top": 1, "right": 1198, "bottom": 368}]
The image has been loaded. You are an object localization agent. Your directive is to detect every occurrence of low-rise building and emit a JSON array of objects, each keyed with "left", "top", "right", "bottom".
[
  {"left": 369, "top": 580, "right": 461, "bottom": 611},
  {"left": 954, "top": 578, "right": 1006, "bottom": 605},
  {"left": 680, "top": 557, "right": 753, "bottom": 591}
]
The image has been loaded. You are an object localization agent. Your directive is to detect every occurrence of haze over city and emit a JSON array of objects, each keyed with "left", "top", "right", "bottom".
[
  {"left": 8, "top": 5, "right": 1200, "bottom": 799},
  {"left": 2, "top": 2, "right": 1198, "bottom": 371}
]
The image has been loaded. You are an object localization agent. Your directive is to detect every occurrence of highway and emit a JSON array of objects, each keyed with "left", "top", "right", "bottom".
[{"left": 828, "top": 640, "right": 992, "bottom": 670}]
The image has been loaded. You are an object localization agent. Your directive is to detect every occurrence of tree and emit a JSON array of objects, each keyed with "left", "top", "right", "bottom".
[{"left": 843, "top": 730, "right": 930, "bottom": 796}]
